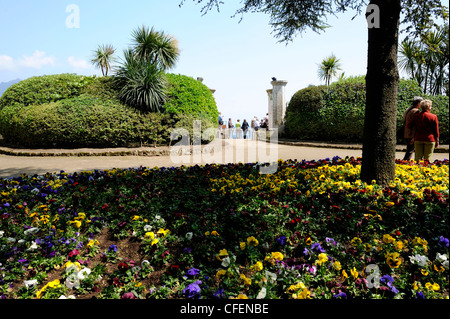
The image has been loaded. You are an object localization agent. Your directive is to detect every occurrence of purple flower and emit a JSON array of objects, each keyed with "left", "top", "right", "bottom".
[
  {"left": 186, "top": 268, "right": 201, "bottom": 277},
  {"left": 311, "top": 243, "right": 325, "bottom": 253},
  {"left": 302, "top": 248, "right": 310, "bottom": 256},
  {"left": 380, "top": 274, "right": 394, "bottom": 285},
  {"left": 326, "top": 237, "right": 337, "bottom": 246},
  {"left": 183, "top": 281, "right": 202, "bottom": 299},
  {"left": 108, "top": 244, "right": 118, "bottom": 253},
  {"left": 439, "top": 236, "right": 449, "bottom": 248},
  {"left": 276, "top": 236, "right": 287, "bottom": 246},
  {"left": 214, "top": 288, "right": 225, "bottom": 299},
  {"left": 334, "top": 291, "right": 347, "bottom": 299},
  {"left": 416, "top": 291, "right": 425, "bottom": 299}
]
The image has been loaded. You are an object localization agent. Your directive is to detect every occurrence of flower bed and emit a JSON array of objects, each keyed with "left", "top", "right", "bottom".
[{"left": 0, "top": 157, "right": 448, "bottom": 299}]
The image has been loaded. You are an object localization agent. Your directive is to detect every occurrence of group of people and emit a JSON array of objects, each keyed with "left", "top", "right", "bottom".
[
  {"left": 218, "top": 113, "right": 269, "bottom": 139},
  {"left": 402, "top": 96, "right": 440, "bottom": 161}
]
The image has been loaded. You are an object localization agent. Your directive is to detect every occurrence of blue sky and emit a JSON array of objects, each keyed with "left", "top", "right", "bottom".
[{"left": 0, "top": 1, "right": 448, "bottom": 122}]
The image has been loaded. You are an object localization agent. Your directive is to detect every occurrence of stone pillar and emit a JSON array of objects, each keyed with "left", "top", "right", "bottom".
[{"left": 268, "top": 80, "right": 287, "bottom": 130}]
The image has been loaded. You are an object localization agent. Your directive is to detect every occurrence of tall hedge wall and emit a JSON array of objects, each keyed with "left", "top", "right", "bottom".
[{"left": 284, "top": 76, "right": 449, "bottom": 144}]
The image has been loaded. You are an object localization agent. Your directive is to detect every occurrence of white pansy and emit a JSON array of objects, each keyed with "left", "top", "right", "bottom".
[
  {"left": 27, "top": 242, "right": 38, "bottom": 251},
  {"left": 0, "top": 231, "right": 4, "bottom": 238},
  {"left": 436, "top": 253, "right": 448, "bottom": 263},
  {"left": 144, "top": 225, "right": 152, "bottom": 232},
  {"left": 256, "top": 287, "right": 267, "bottom": 299},
  {"left": 221, "top": 256, "right": 231, "bottom": 268},
  {"left": 185, "top": 232, "right": 193, "bottom": 240},
  {"left": 409, "top": 254, "right": 428, "bottom": 267},
  {"left": 77, "top": 268, "right": 91, "bottom": 280},
  {"left": 24, "top": 227, "right": 39, "bottom": 236},
  {"left": 7, "top": 237, "right": 16, "bottom": 243}
]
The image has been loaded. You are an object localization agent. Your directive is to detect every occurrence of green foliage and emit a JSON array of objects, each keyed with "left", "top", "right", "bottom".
[
  {"left": 113, "top": 49, "right": 168, "bottom": 113},
  {"left": 0, "top": 74, "right": 95, "bottom": 109},
  {"left": 0, "top": 73, "right": 218, "bottom": 148},
  {"left": 284, "top": 76, "right": 449, "bottom": 144},
  {"left": 164, "top": 73, "right": 219, "bottom": 123}
]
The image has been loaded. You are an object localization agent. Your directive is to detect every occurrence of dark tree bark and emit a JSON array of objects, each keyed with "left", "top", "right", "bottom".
[{"left": 360, "top": 0, "right": 401, "bottom": 185}]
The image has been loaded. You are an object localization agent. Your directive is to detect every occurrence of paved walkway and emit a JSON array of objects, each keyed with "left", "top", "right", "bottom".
[{"left": 0, "top": 139, "right": 448, "bottom": 178}]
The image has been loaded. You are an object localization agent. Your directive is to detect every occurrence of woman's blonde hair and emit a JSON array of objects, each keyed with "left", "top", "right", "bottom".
[{"left": 420, "top": 99, "right": 432, "bottom": 111}]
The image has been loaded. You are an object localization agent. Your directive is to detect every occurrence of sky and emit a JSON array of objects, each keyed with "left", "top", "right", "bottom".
[{"left": 0, "top": 0, "right": 448, "bottom": 123}]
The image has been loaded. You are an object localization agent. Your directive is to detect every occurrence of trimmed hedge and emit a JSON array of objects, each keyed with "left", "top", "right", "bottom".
[
  {"left": 0, "top": 74, "right": 95, "bottom": 109},
  {"left": 0, "top": 73, "right": 218, "bottom": 148},
  {"left": 164, "top": 73, "right": 218, "bottom": 123},
  {"left": 0, "top": 95, "right": 214, "bottom": 148},
  {"left": 284, "top": 76, "right": 449, "bottom": 144}
]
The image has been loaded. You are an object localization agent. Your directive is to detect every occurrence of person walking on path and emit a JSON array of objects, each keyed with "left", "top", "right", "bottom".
[
  {"left": 241, "top": 119, "right": 249, "bottom": 139},
  {"left": 235, "top": 119, "right": 242, "bottom": 139},
  {"left": 402, "top": 96, "right": 423, "bottom": 160},
  {"left": 407, "top": 99, "right": 440, "bottom": 161}
]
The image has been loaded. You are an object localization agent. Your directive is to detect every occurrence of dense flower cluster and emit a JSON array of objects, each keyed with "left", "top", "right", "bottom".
[{"left": 0, "top": 157, "right": 448, "bottom": 299}]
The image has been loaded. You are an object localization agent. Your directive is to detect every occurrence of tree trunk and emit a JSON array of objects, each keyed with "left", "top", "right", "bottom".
[{"left": 360, "top": 0, "right": 401, "bottom": 185}]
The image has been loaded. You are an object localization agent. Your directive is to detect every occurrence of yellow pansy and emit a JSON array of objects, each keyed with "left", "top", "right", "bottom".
[
  {"left": 145, "top": 232, "right": 155, "bottom": 239},
  {"left": 240, "top": 242, "right": 246, "bottom": 250},
  {"left": 211, "top": 230, "right": 220, "bottom": 236},
  {"left": 247, "top": 236, "right": 259, "bottom": 247}
]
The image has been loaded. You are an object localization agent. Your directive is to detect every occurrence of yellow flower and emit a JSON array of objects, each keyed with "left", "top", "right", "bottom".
[
  {"left": 151, "top": 238, "right": 159, "bottom": 246},
  {"left": 351, "top": 237, "right": 362, "bottom": 246},
  {"left": 236, "top": 294, "right": 249, "bottom": 299},
  {"left": 413, "top": 281, "right": 420, "bottom": 291},
  {"left": 205, "top": 231, "right": 210, "bottom": 236},
  {"left": 297, "top": 288, "right": 311, "bottom": 299},
  {"left": 211, "top": 230, "right": 220, "bottom": 236},
  {"left": 394, "top": 240, "right": 405, "bottom": 251},
  {"left": 386, "top": 252, "right": 401, "bottom": 268},
  {"left": 421, "top": 269, "right": 429, "bottom": 276},
  {"left": 247, "top": 236, "right": 259, "bottom": 247},
  {"left": 216, "top": 249, "right": 229, "bottom": 261},
  {"left": 251, "top": 261, "right": 263, "bottom": 272},
  {"left": 216, "top": 269, "right": 227, "bottom": 278},
  {"left": 342, "top": 270, "right": 348, "bottom": 280},
  {"left": 385, "top": 202, "right": 395, "bottom": 207},
  {"left": 434, "top": 264, "right": 445, "bottom": 272},
  {"left": 145, "top": 232, "right": 155, "bottom": 239},
  {"left": 315, "top": 253, "right": 328, "bottom": 266},
  {"left": 157, "top": 228, "right": 169, "bottom": 238},
  {"left": 240, "top": 242, "right": 246, "bottom": 250},
  {"left": 131, "top": 215, "right": 140, "bottom": 221},
  {"left": 305, "top": 237, "right": 312, "bottom": 245},
  {"left": 271, "top": 252, "right": 284, "bottom": 261},
  {"left": 332, "top": 261, "right": 342, "bottom": 271},
  {"left": 87, "top": 239, "right": 99, "bottom": 248},
  {"left": 63, "top": 261, "right": 82, "bottom": 271},
  {"left": 350, "top": 267, "right": 359, "bottom": 280},
  {"left": 383, "top": 234, "right": 395, "bottom": 244},
  {"left": 425, "top": 282, "right": 440, "bottom": 291},
  {"left": 240, "top": 274, "right": 252, "bottom": 286}
]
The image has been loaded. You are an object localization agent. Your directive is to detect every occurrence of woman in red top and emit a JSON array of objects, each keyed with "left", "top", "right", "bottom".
[{"left": 407, "top": 99, "right": 440, "bottom": 161}]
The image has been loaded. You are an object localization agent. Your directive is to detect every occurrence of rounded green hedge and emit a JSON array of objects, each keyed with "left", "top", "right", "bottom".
[
  {"left": 0, "top": 73, "right": 95, "bottom": 109},
  {"left": 0, "top": 74, "right": 217, "bottom": 148},
  {"left": 164, "top": 73, "right": 218, "bottom": 123},
  {"left": 284, "top": 76, "right": 449, "bottom": 144}
]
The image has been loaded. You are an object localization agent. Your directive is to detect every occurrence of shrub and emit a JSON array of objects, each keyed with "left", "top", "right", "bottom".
[
  {"left": 0, "top": 95, "right": 216, "bottom": 148},
  {"left": 164, "top": 74, "right": 219, "bottom": 123},
  {"left": 0, "top": 74, "right": 95, "bottom": 109},
  {"left": 284, "top": 76, "right": 449, "bottom": 144}
]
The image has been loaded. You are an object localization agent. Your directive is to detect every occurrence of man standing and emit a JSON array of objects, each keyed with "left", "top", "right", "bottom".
[{"left": 402, "top": 96, "right": 423, "bottom": 160}]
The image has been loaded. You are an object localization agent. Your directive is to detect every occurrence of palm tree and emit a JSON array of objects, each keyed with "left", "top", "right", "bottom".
[
  {"left": 318, "top": 54, "right": 342, "bottom": 86},
  {"left": 91, "top": 44, "right": 116, "bottom": 76},
  {"left": 398, "top": 25, "right": 449, "bottom": 95},
  {"left": 131, "top": 25, "right": 179, "bottom": 71},
  {"left": 113, "top": 49, "right": 168, "bottom": 113}
]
